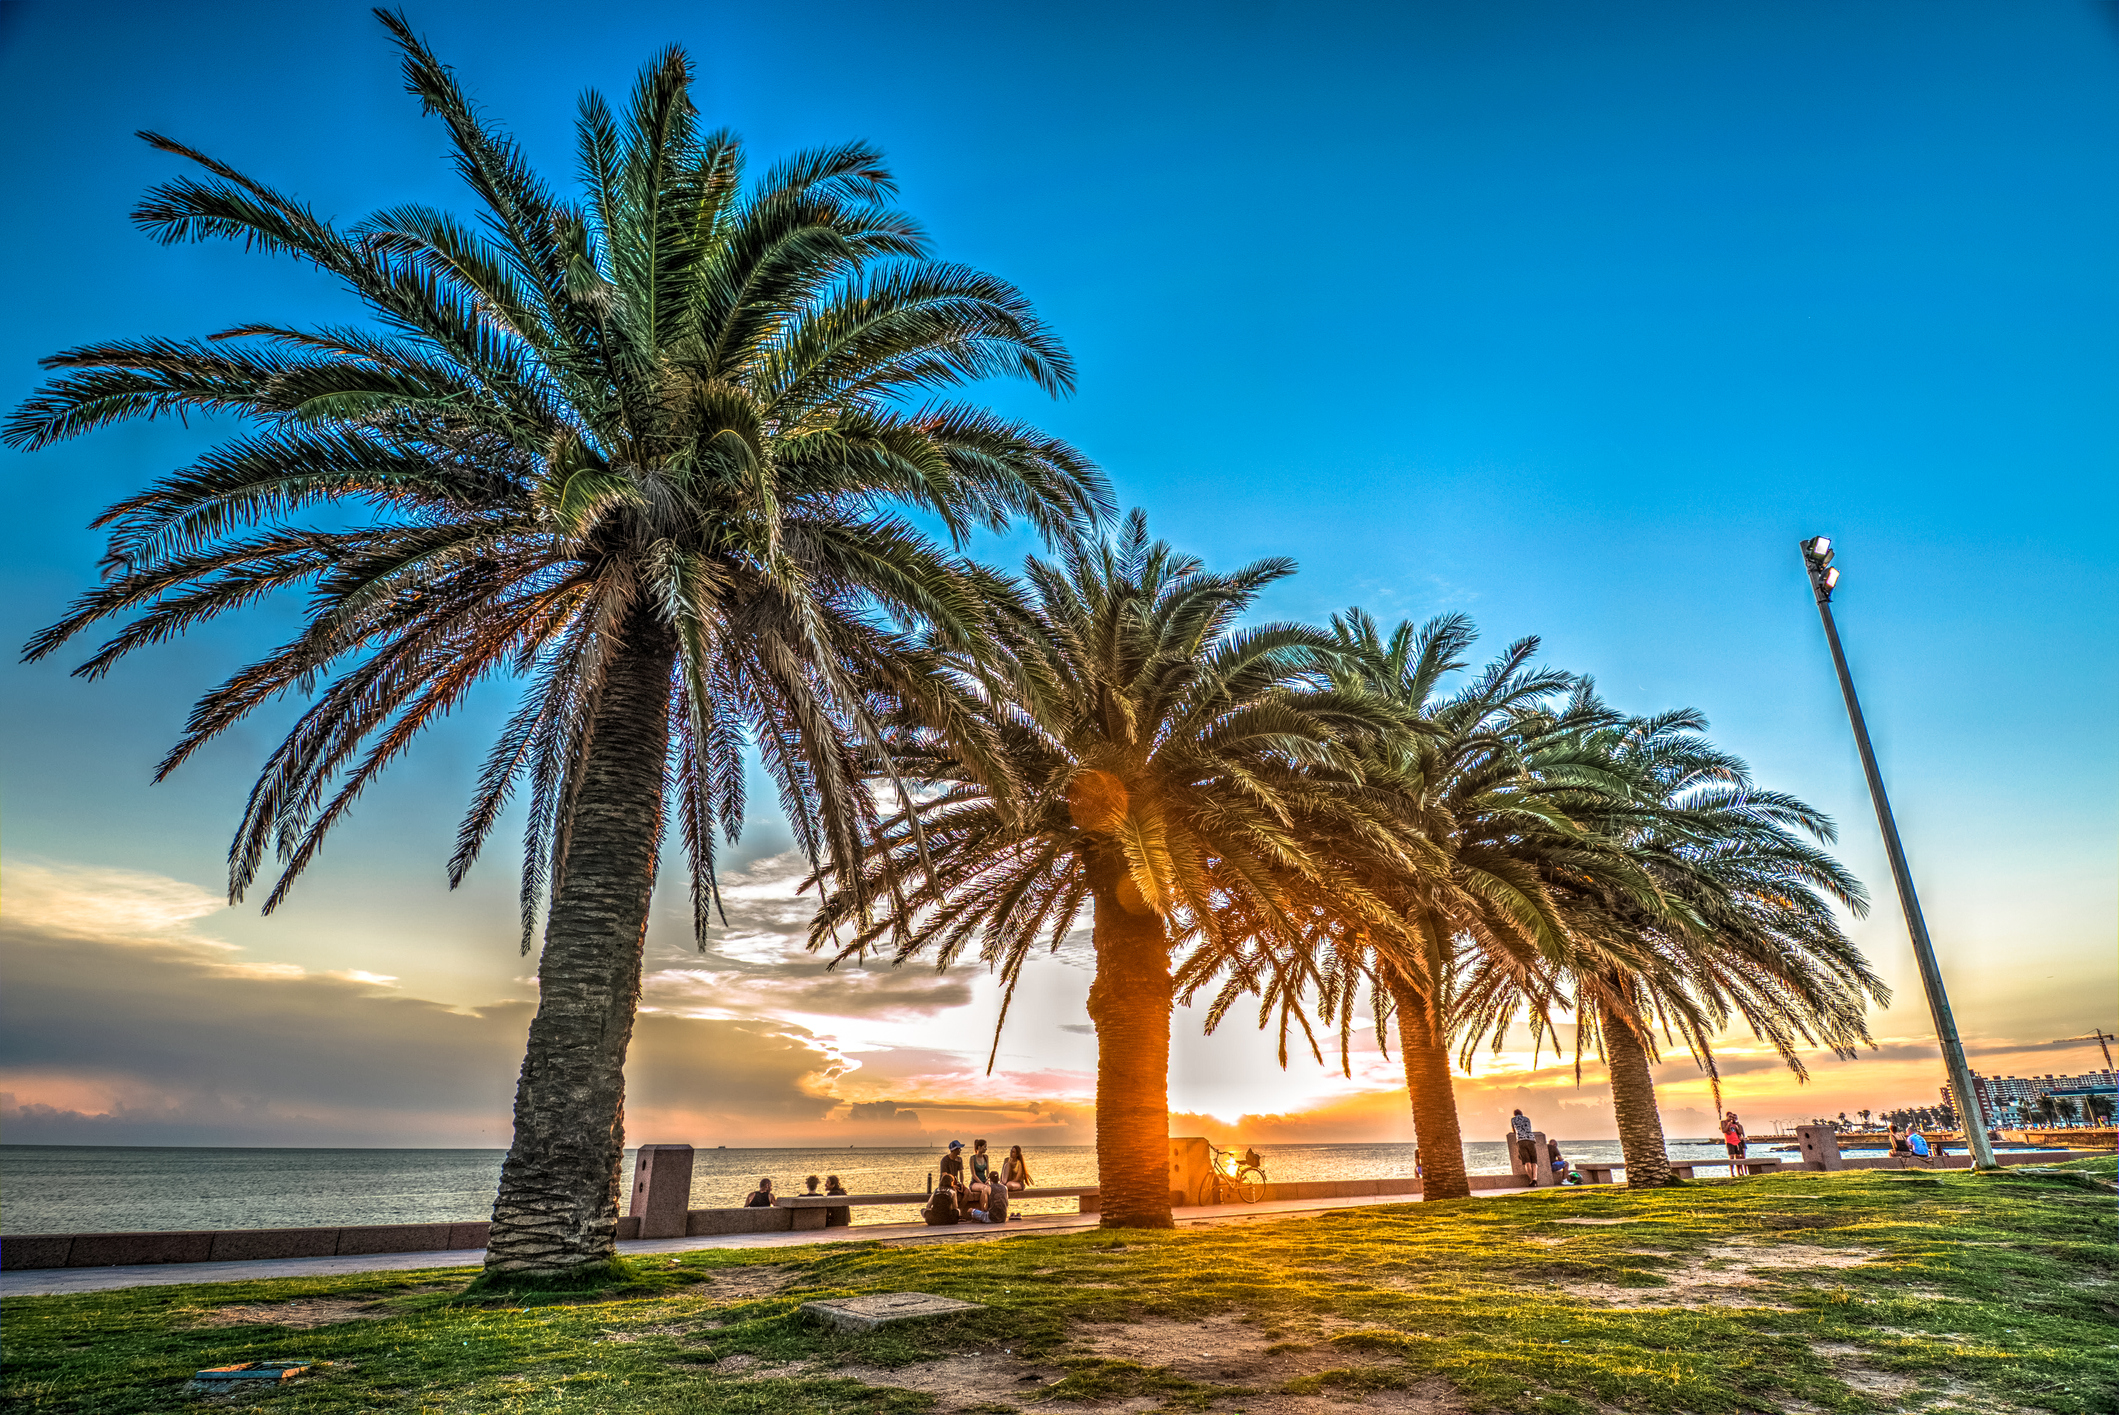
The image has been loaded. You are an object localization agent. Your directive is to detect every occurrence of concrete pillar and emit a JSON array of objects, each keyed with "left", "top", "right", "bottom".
[
  {"left": 630, "top": 1144, "right": 695, "bottom": 1239},
  {"left": 1795, "top": 1125, "right": 1844, "bottom": 1172},
  {"left": 1168, "top": 1136, "right": 1213, "bottom": 1205}
]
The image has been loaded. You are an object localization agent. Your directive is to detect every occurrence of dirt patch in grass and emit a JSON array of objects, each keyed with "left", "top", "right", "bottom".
[
  {"left": 189, "top": 1296, "right": 394, "bottom": 1328},
  {"left": 1557, "top": 1239, "right": 1880, "bottom": 1309},
  {"left": 696, "top": 1264, "right": 800, "bottom": 1301},
  {"left": 757, "top": 1313, "right": 1467, "bottom": 1415}
]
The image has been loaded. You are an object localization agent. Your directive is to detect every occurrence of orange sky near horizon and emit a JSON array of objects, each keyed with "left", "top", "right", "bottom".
[{"left": 3, "top": 852, "right": 2108, "bottom": 1153}]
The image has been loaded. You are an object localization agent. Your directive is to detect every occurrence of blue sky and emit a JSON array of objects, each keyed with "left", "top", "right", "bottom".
[{"left": 2, "top": 2, "right": 2113, "bottom": 1146}]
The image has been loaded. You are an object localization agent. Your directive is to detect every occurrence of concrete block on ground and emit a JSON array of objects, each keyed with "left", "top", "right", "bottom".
[
  {"left": 1, "top": 1235, "right": 74, "bottom": 1270},
  {"left": 1795, "top": 1125, "right": 1844, "bottom": 1171},
  {"left": 208, "top": 1228, "right": 341, "bottom": 1262},
  {"left": 801, "top": 1292, "right": 986, "bottom": 1333},
  {"left": 614, "top": 1216, "right": 642, "bottom": 1240},
  {"left": 68, "top": 1231, "right": 215, "bottom": 1267},
  {"left": 334, "top": 1224, "right": 455, "bottom": 1256},
  {"left": 1076, "top": 1193, "right": 1100, "bottom": 1214},
  {"left": 789, "top": 1206, "right": 827, "bottom": 1231},
  {"left": 630, "top": 1144, "right": 695, "bottom": 1239},
  {"left": 447, "top": 1222, "right": 492, "bottom": 1250}
]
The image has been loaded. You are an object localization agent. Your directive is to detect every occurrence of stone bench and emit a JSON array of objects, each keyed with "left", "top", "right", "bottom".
[
  {"left": 1572, "top": 1158, "right": 1785, "bottom": 1186},
  {"left": 779, "top": 1185, "right": 1104, "bottom": 1218}
]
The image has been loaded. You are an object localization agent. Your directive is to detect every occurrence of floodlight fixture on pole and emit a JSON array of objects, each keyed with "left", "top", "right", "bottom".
[{"left": 1799, "top": 537, "right": 1998, "bottom": 1170}]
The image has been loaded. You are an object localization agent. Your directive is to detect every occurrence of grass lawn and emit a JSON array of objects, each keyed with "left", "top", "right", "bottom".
[{"left": 3, "top": 1158, "right": 2112, "bottom": 1415}]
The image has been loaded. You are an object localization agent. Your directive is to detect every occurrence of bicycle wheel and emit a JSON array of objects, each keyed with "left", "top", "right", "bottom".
[{"left": 1236, "top": 1175, "right": 1264, "bottom": 1204}]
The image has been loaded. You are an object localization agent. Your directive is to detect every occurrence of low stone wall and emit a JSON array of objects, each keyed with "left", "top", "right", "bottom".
[
  {"left": 12, "top": 1150, "right": 2104, "bottom": 1271},
  {"left": 1, "top": 1221, "right": 499, "bottom": 1271},
  {"left": 0, "top": 1208, "right": 802, "bottom": 1271}
]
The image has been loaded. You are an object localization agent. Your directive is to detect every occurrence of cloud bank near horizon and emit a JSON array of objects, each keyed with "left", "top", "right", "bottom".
[{"left": 1, "top": 857, "right": 2103, "bottom": 1151}]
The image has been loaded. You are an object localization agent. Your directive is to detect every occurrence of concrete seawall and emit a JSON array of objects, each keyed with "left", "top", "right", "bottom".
[
  {"left": 5, "top": 1150, "right": 2105, "bottom": 1273},
  {"left": 0, "top": 1207, "right": 820, "bottom": 1271}
]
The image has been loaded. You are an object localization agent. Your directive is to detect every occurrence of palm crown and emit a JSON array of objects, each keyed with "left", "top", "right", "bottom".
[{"left": 1516, "top": 705, "right": 1886, "bottom": 1183}]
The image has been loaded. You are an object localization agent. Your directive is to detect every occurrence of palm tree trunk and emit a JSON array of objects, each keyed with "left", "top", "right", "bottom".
[
  {"left": 484, "top": 616, "right": 675, "bottom": 1278},
  {"left": 1388, "top": 976, "right": 1471, "bottom": 1200},
  {"left": 1085, "top": 861, "right": 1175, "bottom": 1229},
  {"left": 1601, "top": 995, "right": 1676, "bottom": 1188}
]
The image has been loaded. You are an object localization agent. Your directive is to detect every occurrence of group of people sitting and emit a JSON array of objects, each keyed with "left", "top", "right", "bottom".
[
  {"left": 741, "top": 1174, "right": 853, "bottom": 1225},
  {"left": 921, "top": 1138, "right": 1033, "bottom": 1225}
]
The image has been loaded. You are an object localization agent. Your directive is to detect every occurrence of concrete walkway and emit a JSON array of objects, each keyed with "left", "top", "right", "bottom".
[{"left": 2, "top": 1187, "right": 1535, "bottom": 1298}]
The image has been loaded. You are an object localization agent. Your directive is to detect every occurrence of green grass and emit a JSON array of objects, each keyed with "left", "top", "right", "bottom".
[{"left": 3, "top": 1158, "right": 2112, "bottom": 1414}]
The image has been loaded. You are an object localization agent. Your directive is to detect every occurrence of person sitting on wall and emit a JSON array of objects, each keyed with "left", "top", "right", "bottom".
[
  {"left": 922, "top": 1175, "right": 963, "bottom": 1225},
  {"left": 1000, "top": 1145, "right": 1034, "bottom": 1192},
  {"left": 744, "top": 1177, "right": 775, "bottom": 1208},
  {"left": 804, "top": 1174, "right": 821, "bottom": 1194},
  {"left": 1887, "top": 1127, "right": 1914, "bottom": 1166},
  {"left": 1547, "top": 1138, "right": 1574, "bottom": 1184},
  {"left": 822, "top": 1173, "right": 851, "bottom": 1227}
]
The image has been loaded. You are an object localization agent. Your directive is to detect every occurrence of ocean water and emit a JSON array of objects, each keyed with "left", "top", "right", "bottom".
[{"left": 0, "top": 1137, "right": 1788, "bottom": 1235}]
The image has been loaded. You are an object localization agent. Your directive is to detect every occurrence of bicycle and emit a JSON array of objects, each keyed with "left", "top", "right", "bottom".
[{"left": 1205, "top": 1143, "right": 1268, "bottom": 1204}]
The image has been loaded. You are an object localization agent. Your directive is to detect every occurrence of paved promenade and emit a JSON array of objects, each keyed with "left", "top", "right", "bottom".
[{"left": 1, "top": 1187, "right": 1535, "bottom": 1298}]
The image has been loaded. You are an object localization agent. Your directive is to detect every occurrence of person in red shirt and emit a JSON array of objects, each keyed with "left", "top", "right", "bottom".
[{"left": 1721, "top": 1112, "right": 1748, "bottom": 1160}]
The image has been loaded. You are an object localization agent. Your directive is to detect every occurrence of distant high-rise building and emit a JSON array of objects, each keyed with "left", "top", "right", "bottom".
[{"left": 1967, "top": 1069, "right": 2118, "bottom": 1125}]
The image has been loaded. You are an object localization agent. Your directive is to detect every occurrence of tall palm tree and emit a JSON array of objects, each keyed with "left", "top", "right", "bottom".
[
  {"left": 9, "top": 15, "right": 1106, "bottom": 1280},
  {"left": 1249, "top": 612, "right": 1637, "bottom": 1202},
  {"left": 1518, "top": 706, "right": 1887, "bottom": 1188},
  {"left": 807, "top": 514, "right": 1405, "bottom": 1227}
]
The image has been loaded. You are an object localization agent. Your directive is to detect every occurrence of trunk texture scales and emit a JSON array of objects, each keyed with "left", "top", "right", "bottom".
[
  {"left": 1601, "top": 995, "right": 1677, "bottom": 1189},
  {"left": 1085, "top": 861, "right": 1176, "bottom": 1229},
  {"left": 485, "top": 616, "right": 675, "bottom": 1277},
  {"left": 1389, "top": 976, "right": 1472, "bottom": 1200}
]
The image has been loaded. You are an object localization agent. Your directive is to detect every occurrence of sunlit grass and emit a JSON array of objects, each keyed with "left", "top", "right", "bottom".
[{"left": 3, "top": 1158, "right": 2111, "bottom": 1413}]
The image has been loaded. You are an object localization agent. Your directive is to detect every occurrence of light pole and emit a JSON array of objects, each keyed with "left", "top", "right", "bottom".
[{"left": 1799, "top": 537, "right": 1999, "bottom": 1170}]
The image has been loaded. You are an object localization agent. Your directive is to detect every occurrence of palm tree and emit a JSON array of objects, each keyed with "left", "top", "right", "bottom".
[
  {"left": 1533, "top": 707, "right": 1886, "bottom": 1187},
  {"left": 2086, "top": 1093, "right": 2114, "bottom": 1125},
  {"left": 807, "top": 514, "right": 1404, "bottom": 1227},
  {"left": 1859, "top": 1108, "right": 1873, "bottom": 1129},
  {"left": 1270, "top": 612, "right": 1604, "bottom": 1202},
  {"left": 9, "top": 15, "right": 1106, "bottom": 1280}
]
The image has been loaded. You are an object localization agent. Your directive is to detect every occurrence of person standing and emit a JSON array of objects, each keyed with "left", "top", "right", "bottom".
[
  {"left": 1510, "top": 1109, "right": 1538, "bottom": 1181},
  {"left": 1721, "top": 1112, "right": 1748, "bottom": 1162}
]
